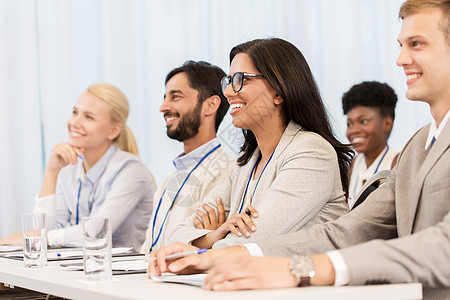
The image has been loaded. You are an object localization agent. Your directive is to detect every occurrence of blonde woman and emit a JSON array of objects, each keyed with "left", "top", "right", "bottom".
[{"left": 1, "top": 83, "right": 155, "bottom": 251}]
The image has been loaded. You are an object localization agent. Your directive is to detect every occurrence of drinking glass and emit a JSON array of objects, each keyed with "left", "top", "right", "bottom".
[
  {"left": 82, "top": 216, "right": 112, "bottom": 281},
  {"left": 21, "top": 212, "right": 47, "bottom": 268}
]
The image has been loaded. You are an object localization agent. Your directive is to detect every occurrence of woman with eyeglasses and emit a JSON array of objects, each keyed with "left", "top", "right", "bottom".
[
  {"left": 166, "top": 38, "right": 353, "bottom": 250},
  {"left": 0, "top": 83, "right": 156, "bottom": 252}
]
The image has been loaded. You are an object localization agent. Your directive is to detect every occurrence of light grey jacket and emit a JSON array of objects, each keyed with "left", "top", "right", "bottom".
[
  {"left": 256, "top": 122, "right": 450, "bottom": 299},
  {"left": 168, "top": 121, "right": 348, "bottom": 248}
]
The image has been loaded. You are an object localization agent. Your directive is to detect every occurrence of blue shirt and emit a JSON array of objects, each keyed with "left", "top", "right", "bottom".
[{"left": 172, "top": 138, "right": 221, "bottom": 173}]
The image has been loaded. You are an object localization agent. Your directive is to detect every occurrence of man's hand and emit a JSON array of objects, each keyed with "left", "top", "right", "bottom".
[
  {"left": 203, "top": 254, "right": 336, "bottom": 290},
  {"left": 147, "top": 243, "right": 248, "bottom": 278},
  {"left": 147, "top": 242, "right": 201, "bottom": 277},
  {"left": 204, "top": 256, "right": 295, "bottom": 290}
]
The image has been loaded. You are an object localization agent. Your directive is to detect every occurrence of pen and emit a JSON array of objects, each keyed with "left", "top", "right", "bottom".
[{"left": 147, "top": 248, "right": 207, "bottom": 262}]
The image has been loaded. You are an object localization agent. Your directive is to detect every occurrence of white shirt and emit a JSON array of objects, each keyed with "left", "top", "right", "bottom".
[
  {"left": 34, "top": 144, "right": 155, "bottom": 251},
  {"left": 348, "top": 146, "right": 398, "bottom": 209},
  {"left": 425, "top": 110, "right": 450, "bottom": 149}
]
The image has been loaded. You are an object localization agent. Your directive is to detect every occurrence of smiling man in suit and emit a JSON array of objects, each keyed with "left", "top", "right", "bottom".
[{"left": 148, "top": 1, "right": 450, "bottom": 298}]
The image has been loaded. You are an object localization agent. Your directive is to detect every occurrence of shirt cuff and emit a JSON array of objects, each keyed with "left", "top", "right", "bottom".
[
  {"left": 326, "top": 250, "right": 350, "bottom": 286},
  {"left": 47, "top": 228, "right": 65, "bottom": 248},
  {"left": 33, "top": 194, "right": 57, "bottom": 216},
  {"left": 243, "top": 243, "right": 264, "bottom": 257}
]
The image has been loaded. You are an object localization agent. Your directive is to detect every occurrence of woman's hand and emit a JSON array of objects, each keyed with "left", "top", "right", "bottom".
[
  {"left": 193, "top": 205, "right": 258, "bottom": 248},
  {"left": 39, "top": 142, "right": 84, "bottom": 197},
  {"left": 46, "top": 143, "right": 84, "bottom": 172},
  {"left": 217, "top": 204, "right": 258, "bottom": 238},
  {"left": 194, "top": 198, "right": 226, "bottom": 230},
  {"left": 0, "top": 232, "right": 22, "bottom": 245}
]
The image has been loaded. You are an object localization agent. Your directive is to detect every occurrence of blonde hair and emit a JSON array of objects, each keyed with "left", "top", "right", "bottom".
[
  {"left": 399, "top": 0, "right": 450, "bottom": 45},
  {"left": 87, "top": 83, "right": 139, "bottom": 156}
]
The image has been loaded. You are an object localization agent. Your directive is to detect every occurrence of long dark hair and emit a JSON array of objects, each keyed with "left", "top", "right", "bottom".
[{"left": 231, "top": 38, "right": 353, "bottom": 194}]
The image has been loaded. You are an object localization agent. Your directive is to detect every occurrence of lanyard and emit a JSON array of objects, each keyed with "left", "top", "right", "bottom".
[
  {"left": 150, "top": 144, "right": 221, "bottom": 251},
  {"left": 76, "top": 179, "right": 82, "bottom": 225},
  {"left": 373, "top": 146, "right": 389, "bottom": 174},
  {"left": 237, "top": 149, "right": 275, "bottom": 214},
  {"left": 352, "top": 146, "right": 389, "bottom": 198}
]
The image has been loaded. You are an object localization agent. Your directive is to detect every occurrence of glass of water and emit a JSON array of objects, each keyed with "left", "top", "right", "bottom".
[
  {"left": 21, "top": 212, "right": 47, "bottom": 268},
  {"left": 82, "top": 216, "right": 112, "bottom": 281}
]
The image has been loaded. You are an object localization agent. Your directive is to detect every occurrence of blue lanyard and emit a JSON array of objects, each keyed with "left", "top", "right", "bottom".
[
  {"left": 76, "top": 179, "right": 82, "bottom": 225},
  {"left": 150, "top": 144, "right": 221, "bottom": 251},
  {"left": 352, "top": 146, "right": 389, "bottom": 198},
  {"left": 430, "top": 136, "right": 436, "bottom": 148},
  {"left": 373, "top": 146, "right": 389, "bottom": 174},
  {"left": 237, "top": 149, "right": 275, "bottom": 214}
]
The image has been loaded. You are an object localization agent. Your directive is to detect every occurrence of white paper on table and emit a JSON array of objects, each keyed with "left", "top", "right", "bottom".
[
  {"left": 112, "top": 259, "right": 148, "bottom": 271},
  {"left": 5, "top": 247, "right": 133, "bottom": 259},
  {"left": 60, "top": 263, "right": 84, "bottom": 271},
  {"left": 48, "top": 247, "right": 133, "bottom": 259},
  {"left": 60, "top": 258, "right": 148, "bottom": 272},
  {"left": 152, "top": 273, "right": 207, "bottom": 287},
  {"left": 0, "top": 245, "right": 22, "bottom": 252}
]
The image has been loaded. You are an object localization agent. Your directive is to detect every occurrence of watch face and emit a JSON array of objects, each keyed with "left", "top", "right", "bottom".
[{"left": 290, "top": 255, "right": 315, "bottom": 285}]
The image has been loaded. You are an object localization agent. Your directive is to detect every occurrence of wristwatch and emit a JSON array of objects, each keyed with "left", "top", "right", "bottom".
[{"left": 289, "top": 254, "right": 315, "bottom": 287}]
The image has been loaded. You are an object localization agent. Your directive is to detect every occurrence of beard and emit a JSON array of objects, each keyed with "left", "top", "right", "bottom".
[{"left": 166, "top": 101, "right": 202, "bottom": 142}]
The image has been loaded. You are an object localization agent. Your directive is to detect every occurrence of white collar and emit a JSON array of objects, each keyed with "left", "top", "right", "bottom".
[{"left": 425, "top": 110, "right": 450, "bottom": 150}]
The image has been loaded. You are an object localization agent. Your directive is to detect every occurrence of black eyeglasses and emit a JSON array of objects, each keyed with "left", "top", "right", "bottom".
[{"left": 221, "top": 72, "right": 264, "bottom": 94}]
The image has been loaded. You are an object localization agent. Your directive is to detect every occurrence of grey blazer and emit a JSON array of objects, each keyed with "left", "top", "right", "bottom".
[
  {"left": 168, "top": 121, "right": 348, "bottom": 248},
  {"left": 256, "top": 121, "right": 450, "bottom": 298}
]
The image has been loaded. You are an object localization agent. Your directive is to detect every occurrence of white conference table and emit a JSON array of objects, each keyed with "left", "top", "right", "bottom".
[{"left": 0, "top": 256, "right": 422, "bottom": 300}]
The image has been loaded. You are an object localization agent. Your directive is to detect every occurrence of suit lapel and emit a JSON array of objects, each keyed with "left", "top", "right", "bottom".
[
  {"left": 235, "top": 121, "right": 302, "bottom": 211},
  {"left": 254, "top": 121, "right": 302, "bottom": 196},
  {"left": 272, "top": 121, "right": 302, "bottom": 161},
  {"left": 407, "top": 121, "right": 450, "bottom": 233}
]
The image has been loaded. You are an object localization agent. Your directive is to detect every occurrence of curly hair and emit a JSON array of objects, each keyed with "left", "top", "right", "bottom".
[{"left": 342, "top": 81, "right": 398, "bottom": 120}]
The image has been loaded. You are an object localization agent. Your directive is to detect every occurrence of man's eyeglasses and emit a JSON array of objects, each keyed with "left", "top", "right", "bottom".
[{"left": 221, "top": 72, "right": 264, "bottom": 94}]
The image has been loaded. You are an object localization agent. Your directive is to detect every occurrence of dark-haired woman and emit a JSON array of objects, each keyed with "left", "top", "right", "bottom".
[
  {"left": 342, "top": 81, "right": 399, "bottom": 209},
  {"left": 169, "top": 38, "right": 353, "bottom": 249}
]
